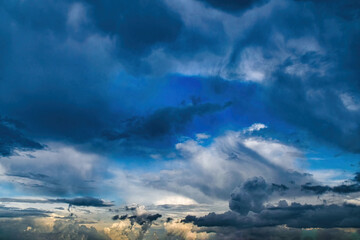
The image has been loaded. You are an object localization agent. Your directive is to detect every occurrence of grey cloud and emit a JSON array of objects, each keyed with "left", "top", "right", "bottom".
[
  {"left": 229, "top": 177, "right": 289, "bottom": 215},
  {"left": 0, "top": 206, "right": 50, "bottom": 218},
  {"left": 301, "top": 173, "right": 360, "bottom": 194},
  {"left": 229, "top": 177, "right": 271, "bottom": 215},
  {"left": 51, "top": 197, "right": 114, "bottom": 208},
  {"left": 184, "top": 202, "right": 360, "bottom": 229},
  {"left": 302, "top": 183, "right": 360, "bottom": 194},
  {"left": 0, "top": 116, "right": 44, "bottom": 157},
  {"left": 0, "top": 146, "right": 108, "bottom": 196}
]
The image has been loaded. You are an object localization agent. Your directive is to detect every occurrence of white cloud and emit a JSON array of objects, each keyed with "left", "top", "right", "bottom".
[
  {"left": 243, "top": 123, "right": 267, "bottom": 133},
  {"left": 164, "top": 221, "right": 211, "bottom": 240},
  {"left": 243, "top": 138, "right": 302, "bottom": 170},
  {"left": 340, "top": 93, "right": 360, "bottom": 111},
  {"left": 0, "top": 143, "right": 108, "bottom": 195},
  {"left": 195, "top": 133, "right": 211, "bottom": 141}
]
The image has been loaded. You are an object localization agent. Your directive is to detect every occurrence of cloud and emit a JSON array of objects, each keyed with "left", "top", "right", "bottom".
[
  {"left": 82, "top": 0, "right": 183, "bottom": 70},
  {"left": 184, "top": 202, "right": 360, "bottom": 229},
  {"left": 52, "top": 197, "right": 113, "bottom": 208},
  {"left": 0, "top": 144, "right": 108, "bottom": 196},
  {"left": 164, "top": 221, "right": 210, "bottom": 240},
  {"left": 0, "top": 116, "right": 43, "bottom": 157},
  {"left": 197, "top": 0, "right": 270, "bottom": 14},
  {"left": 301, "top": 173, "right": 360, "bottom": 194},
  {"left": 107, "top": 205, "right": 162, "bottom": 240},
  {"left": 0, "top": 218, "right": 110, "bottom": 240},
  {"left": 0, "top": 197, "right": 114, "bottom": 209},
  {"left": 102, "top": 101, "right": 231, "bottom": 141},
  {"left": 0, "top": 206, "right": 50, "bottom": 218},
  {"left": 229, "top": 176, "right": 288, "bottom": 215},
  {"left": 236, "top": 0, "right": 360, "bottom": 154},
  {"left": 143, "top": 129, "right": 312, "bottom": 204}
]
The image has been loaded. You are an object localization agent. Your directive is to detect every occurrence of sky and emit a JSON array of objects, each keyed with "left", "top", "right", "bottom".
[{"left": 0, "top": 0, "right": 359, "bottom": 239}]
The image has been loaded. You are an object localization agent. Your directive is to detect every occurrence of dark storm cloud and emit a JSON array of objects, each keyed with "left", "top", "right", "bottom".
[
  {"left": 300, "top": 172, "right": 360, "bottom": 194},
  {"left": 184, "top": 203, "right": 360, "bottom": 229},
  {"left": 182, "top": 175, "right": 360, "bottom": 230},
  {"left": 52, "top": 197, "right": 113, "bottom": 207},
  {"left": 0, "top": 206, "right": 50, "bottom": 218},
  {"left": 302, "top": 183, "right": 360, "bottom": 194},
  {"left": 102, "top": 101, "right": 231, "bottom": 141},
  {"left": 198, "top": 0, "right": 270, "bottom": 13},
  {"left": 229, "top": 177, "right": 278, "bottom": 215},
  {"left": 0, "top": 116, "right": 43, "bottom": 157}
]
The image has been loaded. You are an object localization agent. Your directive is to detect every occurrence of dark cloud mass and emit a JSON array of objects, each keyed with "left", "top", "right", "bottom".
[
  {"left": 229, "top": 177, "right": 273, "bottom": 215},
  {"left": 52, "top": 197, "right": 113, "bottom": 207},
  {"left": 184, "top": 175, "right": 360, "bottom": 231},
  {"left": 185, "top": 203, "right": 360, "bottom": 229},
  {"left": 302, "top": 183, "right": 360, "bottom": 195},
  {"left": 198, "top": 0, "right": 269, "bottom": 13},
  {"left": 0, "top": 116, "right": 43, "bottom": 156},
  {"left": 0, "top": 206, "right": 50, "bottom": 218}
]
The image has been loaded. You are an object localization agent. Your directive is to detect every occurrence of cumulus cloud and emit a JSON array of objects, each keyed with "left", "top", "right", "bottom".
[
  {"left": 229, "top": 176, "right": 287, "bottom": 215},
  {"left": 164, "top": 221, "right": 210, "bottom": 240},
  {"left": 107, "top": 205, "right": 162, "bottom": 240},
  {"left": 143, "top": 129, "right": 313, "bottom": 204}
]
